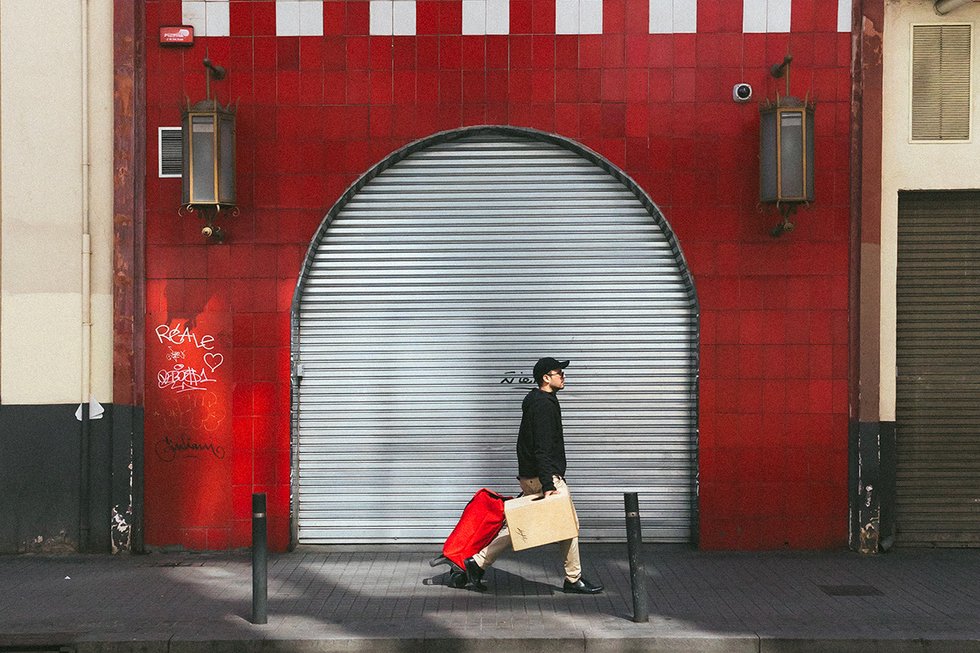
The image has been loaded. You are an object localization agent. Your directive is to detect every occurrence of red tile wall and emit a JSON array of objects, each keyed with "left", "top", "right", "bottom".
[{"left": 143, "top": 0, "right": 851, "bottom": 551}]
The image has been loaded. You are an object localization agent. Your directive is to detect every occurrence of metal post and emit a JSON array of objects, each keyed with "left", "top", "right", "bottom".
[
  {"left": 624, "top": 492, "right": 649, "bottom": 623},
  {"left": 251, "top": 493, "right": 268, "bottom": 625}
]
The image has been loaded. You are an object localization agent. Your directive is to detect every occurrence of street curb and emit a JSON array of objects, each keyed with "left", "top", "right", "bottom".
[{"left": 9, "top": 636, "right": 978, "bottom": 653}]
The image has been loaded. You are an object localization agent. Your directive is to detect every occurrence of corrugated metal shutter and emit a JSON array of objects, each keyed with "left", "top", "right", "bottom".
[
  {"left": 896, "top": 190, "right": 980, "bottom": 546},
  {"left": 293, "top": 130, "right": 698, "bottom": 544},
  {"left": 911, "top": 24, "right": 971, "bottom": 141}
]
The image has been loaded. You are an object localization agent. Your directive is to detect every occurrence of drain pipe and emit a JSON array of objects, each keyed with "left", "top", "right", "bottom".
[
  {"left": 79, "top": 0, "right": 93, "bottom": 552},
  {"left": 935, "top": 0, "right": 973, "bottom": 14}
]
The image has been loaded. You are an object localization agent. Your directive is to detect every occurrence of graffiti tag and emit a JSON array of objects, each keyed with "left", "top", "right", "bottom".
[
  {"left": 151, "top": 323, "right": 229, "bottom": 467},
  {"left": 500, "top": 371, "right": 535, "bottom": 385},
  {"left": 155, "top": 323, "right": 216, "bottom": 350},
  {"left": 158, "top": 364, "right": 216, "bottom": 393},
  {"left": 154, "top": 322, "right": 224, "bottom": 394},
  {"left": 154, "top": 434, "right": 226, "bottom": 462}
]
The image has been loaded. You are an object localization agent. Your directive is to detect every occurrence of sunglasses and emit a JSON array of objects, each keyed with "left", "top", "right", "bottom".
[{"left": 546, "top": 369, "right": 565, "bottom": 378}]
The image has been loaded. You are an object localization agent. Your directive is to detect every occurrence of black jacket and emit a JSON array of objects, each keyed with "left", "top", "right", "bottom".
[{"left": 516, "top": 388, "right": 566, "bottom": 493}]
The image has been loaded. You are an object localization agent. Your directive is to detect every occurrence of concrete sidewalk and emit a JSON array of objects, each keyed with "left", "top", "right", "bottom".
[{"left": 1, "top": 544, "right": 979, "bottom": 652}]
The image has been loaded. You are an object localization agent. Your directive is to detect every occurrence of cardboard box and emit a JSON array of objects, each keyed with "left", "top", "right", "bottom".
[{"left": 504, "top": 491, "right": 579, "bottom": 551}]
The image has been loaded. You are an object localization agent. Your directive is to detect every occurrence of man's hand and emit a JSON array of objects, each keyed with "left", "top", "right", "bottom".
[{"left": 544, "top": 490, "right": 559, "bottom": 497}]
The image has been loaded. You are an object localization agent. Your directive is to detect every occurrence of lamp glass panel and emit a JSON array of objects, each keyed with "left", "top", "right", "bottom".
[
  {"left": 779, "top": 110, "right": 804, "bottom": 199},
  {"left": 805, "top": 109, "right": 815, "bottom": 201},
  {"left": 759, "top": 110, "right": 778, "bottom": 202},
  {"left": 191, "top": 114, "right": 216, "bottom": 203},
  {"left": 181, "top": 114, "right": 191, "bottom": 205},
  {"left": 218, "top": 115, "right": 236, "bottom": 204}
]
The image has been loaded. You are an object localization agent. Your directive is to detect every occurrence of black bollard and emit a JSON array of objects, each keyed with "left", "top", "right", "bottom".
[
  {"left": 624, "top": 492, "right": 649, "bottom": 623},
  {"left": 252, "top": 493, "right": 268, "bottom": 625}
]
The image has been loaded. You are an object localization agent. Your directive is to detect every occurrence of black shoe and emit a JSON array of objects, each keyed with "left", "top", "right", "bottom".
[
  {"left": 563, "top": 577, "right": 603, "bottom": 594},
  {"left": 464, "top": 557, "right": 487, "bottom": 592},
  {"left": 448, "top": 569, "right": 467, "bottom": 589}
]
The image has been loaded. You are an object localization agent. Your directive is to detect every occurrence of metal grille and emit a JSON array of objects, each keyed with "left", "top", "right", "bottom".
[
  {"left": 911, "top": 24, "right": 971, "bottom": 141},
  {"left": 293, "top": 131, "right": 698, "bottom": 544},
  {"left": 896, "top": 190, "right": 980, "bottom": 546}
]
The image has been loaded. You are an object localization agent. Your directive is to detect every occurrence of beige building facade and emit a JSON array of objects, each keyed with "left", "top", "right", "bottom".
[
  {"left": 881, "top": 0, "right": 980, "bottom": 418},
  {"left": 0, "top": 1, "right": 122, "bottom": 552},
  {"left": 862, "top": 0, "right": 980, "bottom": 548}
]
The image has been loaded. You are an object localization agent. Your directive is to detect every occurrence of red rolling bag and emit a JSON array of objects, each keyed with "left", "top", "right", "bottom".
[{"left": 430, "top": 488, "right": 511, "bottom": 585}]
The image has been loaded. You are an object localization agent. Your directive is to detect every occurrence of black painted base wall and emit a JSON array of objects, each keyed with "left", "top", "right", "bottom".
[
  {"left": 849, "top": 419, "right": 896, "bottom": 552},
  {"left": 879, "top": 421, "right": 896, "bottom": 549},
  {"left": 0, "top": 403, "right": 141, "bottom": 554}
]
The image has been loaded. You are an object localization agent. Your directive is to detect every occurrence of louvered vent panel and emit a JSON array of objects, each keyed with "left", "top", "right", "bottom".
[
  {"left": 158, "top": 127, "right": 182, "bottom": 178},
  {"left": 911, "top": 24, "right": 971, "bottom": 141}
]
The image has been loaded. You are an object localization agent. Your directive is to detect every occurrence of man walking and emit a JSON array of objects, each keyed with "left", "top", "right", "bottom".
[{"left": 464, "top": 357, "right": 603, "bottom": 594}]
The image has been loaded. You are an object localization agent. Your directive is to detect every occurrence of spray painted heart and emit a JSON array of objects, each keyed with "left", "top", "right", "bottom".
[{"left": 203, "top": 353, "right": 224, "bottom": 372}]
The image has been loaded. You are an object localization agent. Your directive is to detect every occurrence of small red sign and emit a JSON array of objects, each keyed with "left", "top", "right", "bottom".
[{"left": 160, "top": 25, "right": 194, "bottom": 46}]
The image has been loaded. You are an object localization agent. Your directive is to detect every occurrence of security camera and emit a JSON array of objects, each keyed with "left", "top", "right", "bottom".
[{"left": 733, "top": 83, "right": 753, "bottom": 103}]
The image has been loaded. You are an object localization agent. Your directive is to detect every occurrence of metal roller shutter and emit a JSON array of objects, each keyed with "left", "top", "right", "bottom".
[
  {"left": 293, "top": 129, "right": 698, "bottom": 544},
  {"left": 896, "top": 190, "right": 980, "bottom": 546}
]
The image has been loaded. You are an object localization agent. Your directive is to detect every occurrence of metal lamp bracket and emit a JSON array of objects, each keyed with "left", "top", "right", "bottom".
[{"left": 179, "top": 203, "right": 240, "bottom": 243}]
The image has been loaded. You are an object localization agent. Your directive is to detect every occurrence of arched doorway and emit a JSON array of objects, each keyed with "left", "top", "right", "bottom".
[{"left": 292, "top": 127, "right": 699, "bottom": 544}]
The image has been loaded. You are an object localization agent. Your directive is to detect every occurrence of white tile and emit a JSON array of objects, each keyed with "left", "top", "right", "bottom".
[
  {"left": 555, "top": 0, "right": 579, "bottom": 34},
  {"left": 650, "top": 0, "right": 696, "bottom": 34},
  {"left": 767, "top": 0, "right": 791, "bottom": 33},
  {"left": 580, "top": 0, "right": 602, "bottom": 34},
  {"left": 392, "top": 0, "right": 416, "bottom": 35},
  {"left": 463, "top": 0, "right": 486, "bottom": 35},
  {"left": 673, "top": 0, "right": 696, "bottom": 33},
  {"left": 183, "top": 1, "right": 206, "bottom": 35},
  {"left": 742, "top": 0, "right": 767, "bottom": 33},
  {"left": 299, "top": 0, "right": 324, "bottom": 36},
  {"left": 205, "top": 0, "right": 230, "bottom": 36},
  {"left": 486, "top": 0, "right": 509, "bottom": 34},
  {"left": 838, "top": 0, "right": 852, "bottom": 32},
  {"left": 370, "top": 0, "right": 393, "bottom": 35},
  {"left": 276, "top": 0, "right": 301, "bottom": 36},
  {"left": 649, "top": 0, "right": 671, "bottom": 34}
]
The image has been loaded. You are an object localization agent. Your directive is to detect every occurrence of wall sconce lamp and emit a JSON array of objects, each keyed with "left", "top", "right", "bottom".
[
  {"left": 759, "top": 55, "right": 815, "bottom": 237},
  {"left": 180, "top": 57, "right": 237, "bottom": 242}
]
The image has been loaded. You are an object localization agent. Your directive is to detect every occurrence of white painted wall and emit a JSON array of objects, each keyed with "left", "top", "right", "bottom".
[
  {"left": 0, "top": 0, "right": 114, "bottom": 405},
  {"left": 881, "top": 0, "right": 980, "bottom": 421}
]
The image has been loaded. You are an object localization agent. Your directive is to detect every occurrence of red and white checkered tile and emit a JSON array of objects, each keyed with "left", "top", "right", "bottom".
[{"left": 182, "top": 0, "right": 854, "bottom": 37}]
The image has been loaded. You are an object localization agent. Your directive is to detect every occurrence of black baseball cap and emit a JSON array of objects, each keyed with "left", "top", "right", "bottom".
[{"left": 533, "top": 357, "right": 570, "bottom": 383}]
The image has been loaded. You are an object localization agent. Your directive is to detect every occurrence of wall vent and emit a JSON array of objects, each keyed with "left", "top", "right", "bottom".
[
  {"left": 158, "top": 127, "right": 182, "bottom": 177},
  {"left": 911, "top": 24, "right": 972, "bottom": 141}
]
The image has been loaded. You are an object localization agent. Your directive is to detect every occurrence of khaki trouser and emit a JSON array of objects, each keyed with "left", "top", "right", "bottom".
[{"left": 471, "top": 475, "right": 582, "bottom": 583}]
